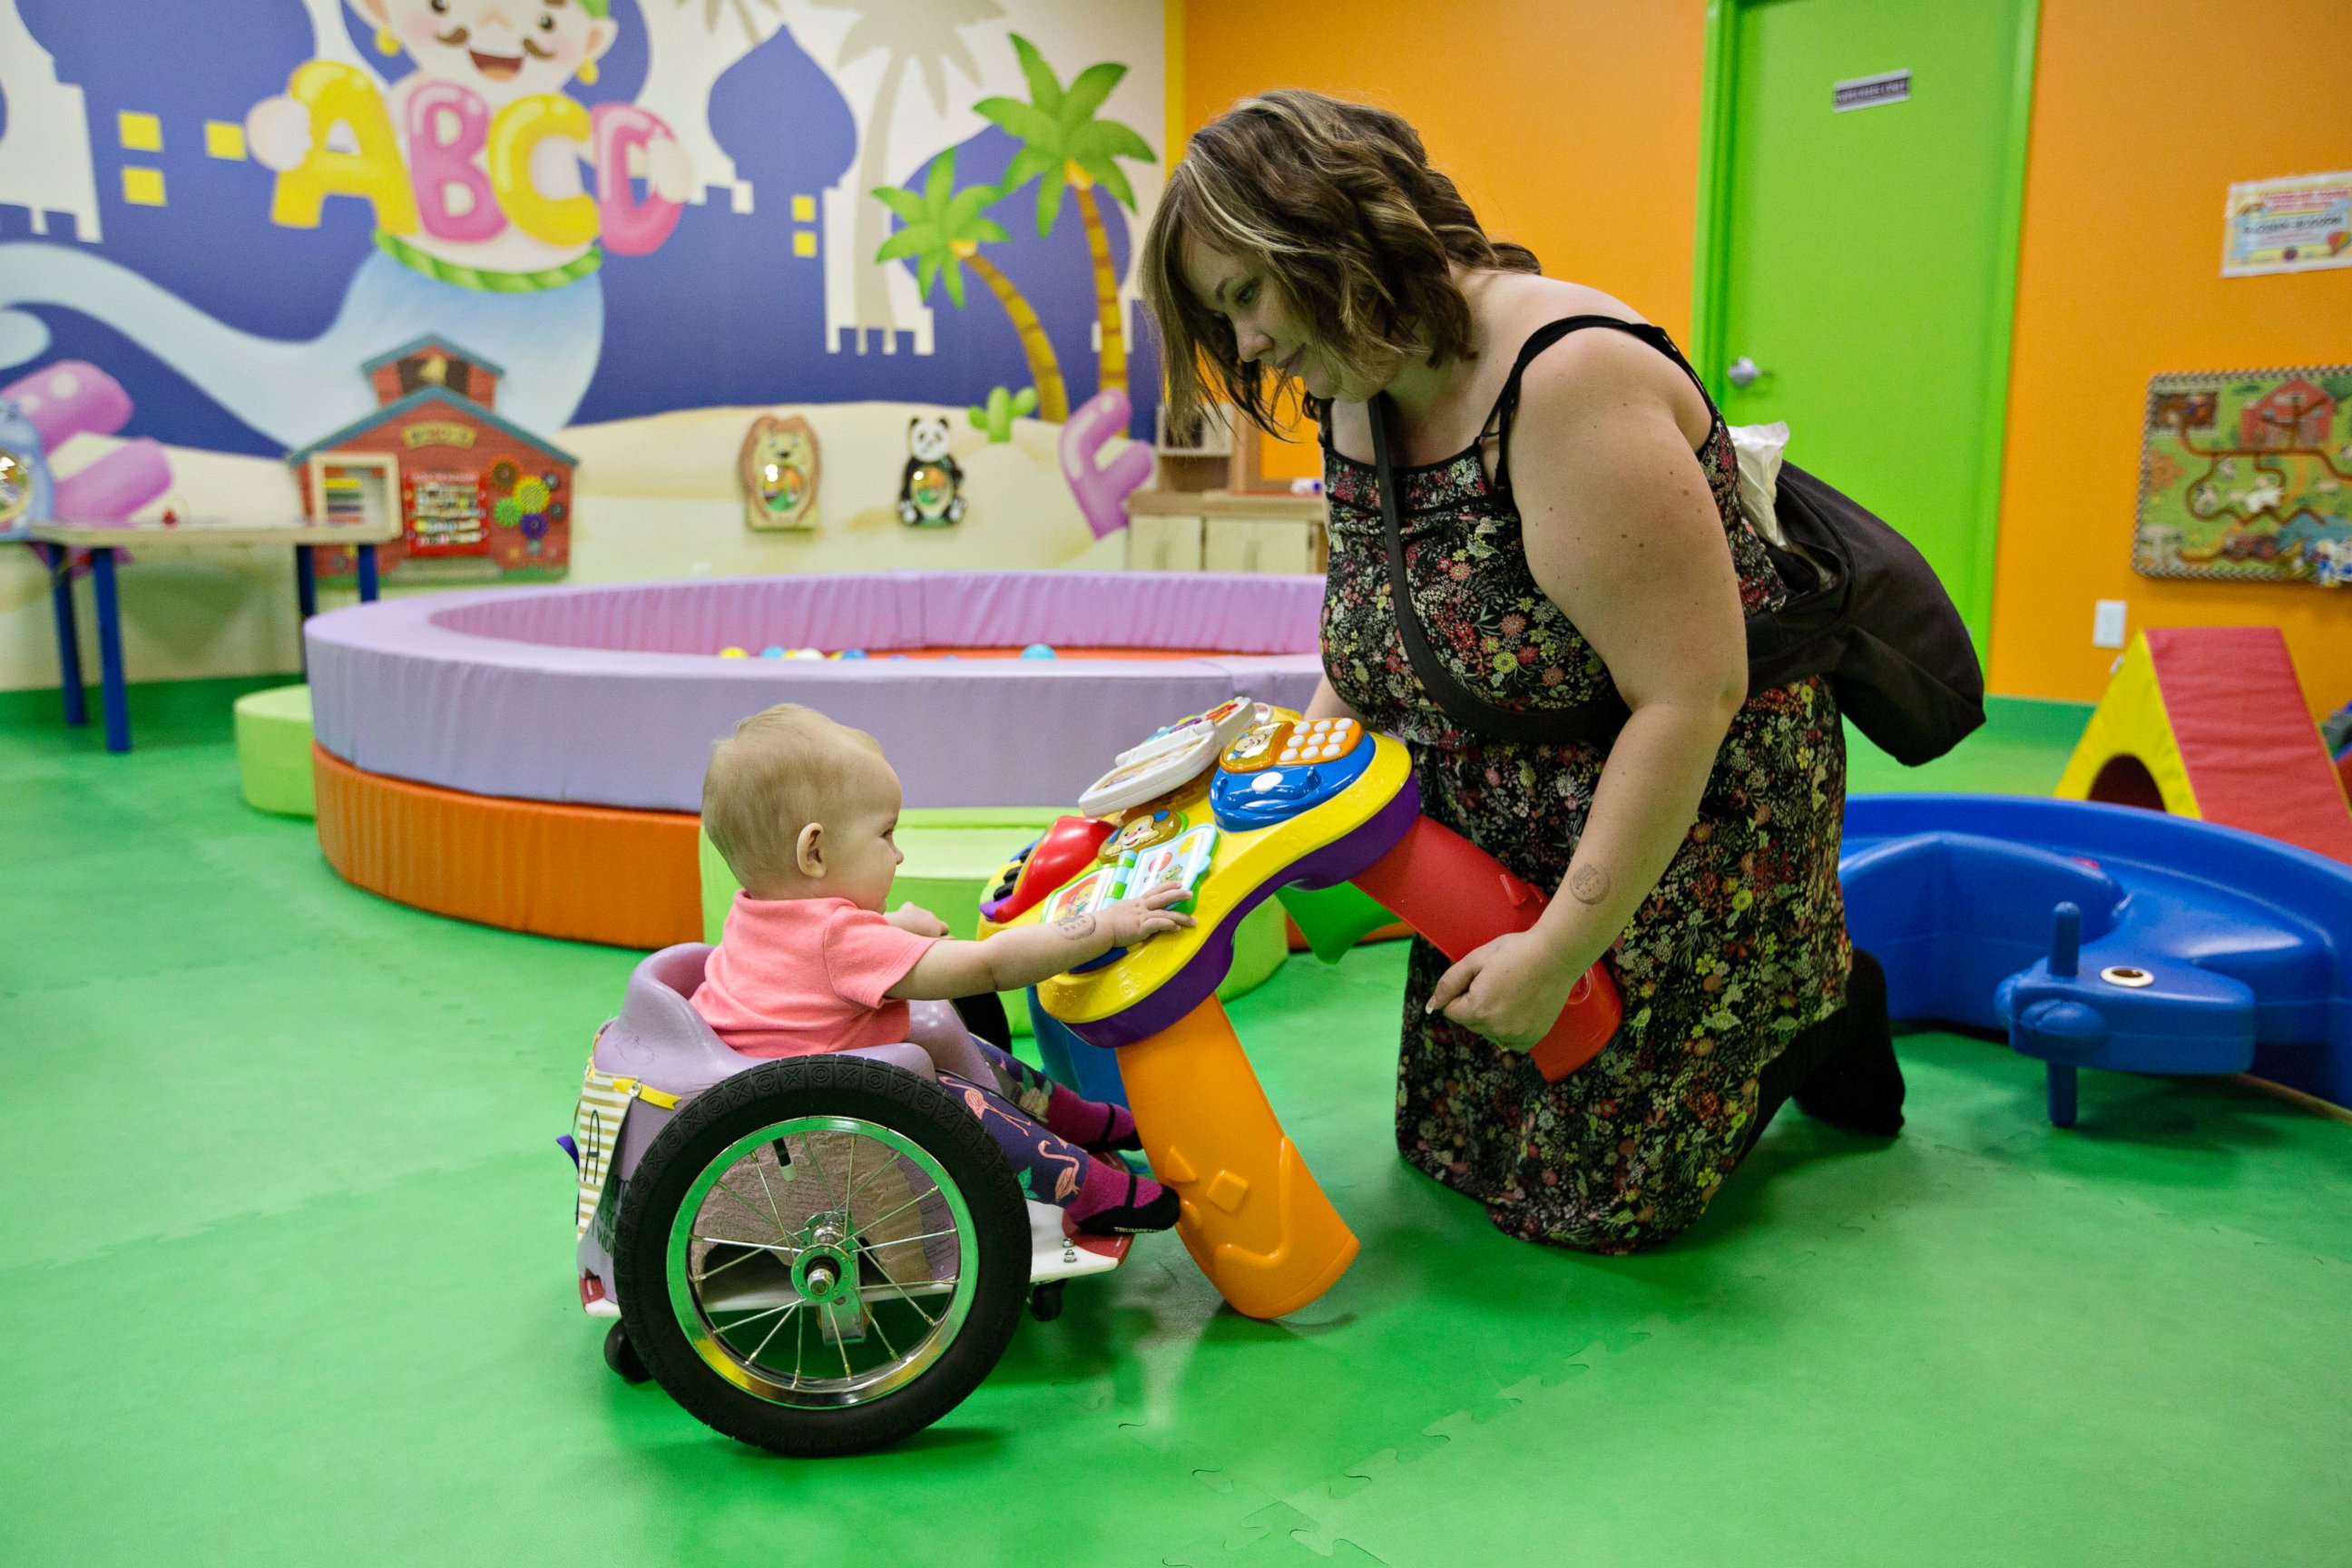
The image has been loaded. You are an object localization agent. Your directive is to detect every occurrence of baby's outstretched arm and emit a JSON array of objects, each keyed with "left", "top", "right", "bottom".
[{"left": 887, "top": 886, "right": 1194, "bottom": 1001}]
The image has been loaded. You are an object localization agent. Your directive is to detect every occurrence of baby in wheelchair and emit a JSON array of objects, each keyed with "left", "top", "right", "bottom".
[{"left": 695, "top": 703, "right": 1191, "bottom": 1234}]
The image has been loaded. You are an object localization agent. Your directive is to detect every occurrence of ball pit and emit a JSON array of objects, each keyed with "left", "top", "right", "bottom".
[{"left": 302, "top": 571, "right": 1326, "bottom": 946}]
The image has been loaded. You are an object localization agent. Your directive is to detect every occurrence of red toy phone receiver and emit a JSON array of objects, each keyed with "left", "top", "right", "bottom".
[{"left": 1350, "top": 817, "right": 1622, "bottom": 1080}]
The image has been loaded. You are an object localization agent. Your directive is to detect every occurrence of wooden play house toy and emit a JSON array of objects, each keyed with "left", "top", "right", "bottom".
[{"left": 289, "top": 337, "right": 577, "bottom": 582}]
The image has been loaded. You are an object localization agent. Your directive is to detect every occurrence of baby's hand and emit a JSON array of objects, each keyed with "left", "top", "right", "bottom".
[
  {"left": 1096, "top": 884, "right": 1197, "bottom": 947},
  {"left": 887, "top": 902, "right": 951, "bottom": 938}
]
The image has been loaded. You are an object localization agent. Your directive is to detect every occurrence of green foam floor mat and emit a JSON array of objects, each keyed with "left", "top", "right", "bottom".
[{"left": 5, "top": 684, "right": 2348, "bottom": 1566}]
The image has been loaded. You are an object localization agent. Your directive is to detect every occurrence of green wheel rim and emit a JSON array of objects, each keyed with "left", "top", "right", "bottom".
[{"left": 664, "top": 1114, "right": 980, "bottom": 1408}]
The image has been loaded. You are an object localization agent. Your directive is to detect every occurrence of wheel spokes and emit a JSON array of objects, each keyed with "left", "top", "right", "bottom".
[{"left": 670, "top": 1113, "right": 984, "bottom": 1408}]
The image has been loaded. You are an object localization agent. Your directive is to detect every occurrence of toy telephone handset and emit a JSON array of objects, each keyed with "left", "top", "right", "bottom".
[{"left": 1079, "top": 696, "right": 1258, "bottom": 818}]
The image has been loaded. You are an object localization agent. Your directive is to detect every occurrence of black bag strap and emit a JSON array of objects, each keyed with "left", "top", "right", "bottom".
[
  {"left": 1488, "top": 316, "right": 1710, "bottom": 495},
  {"left": 1369, "top": 383, "right": 1632, "bottom": 747}
]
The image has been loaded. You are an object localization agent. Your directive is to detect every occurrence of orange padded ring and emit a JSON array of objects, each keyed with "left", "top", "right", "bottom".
[{"left": 312, "top": 744, "right": 702, "bottom": 949}]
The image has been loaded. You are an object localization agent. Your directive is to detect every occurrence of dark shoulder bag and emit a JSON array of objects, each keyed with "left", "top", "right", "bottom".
[{"left": 1367, "top": 318, "right": 1985, "bottom": 767}]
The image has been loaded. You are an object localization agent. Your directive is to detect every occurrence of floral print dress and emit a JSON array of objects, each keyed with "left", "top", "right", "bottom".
[{"left": 1320, "top": 318, "right": 1852, "bottom": 1253}]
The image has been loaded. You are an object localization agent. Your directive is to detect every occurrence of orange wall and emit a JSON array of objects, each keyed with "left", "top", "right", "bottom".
[
  {"left": 1181, "top": 0, "right": 1709, "bottom": 480},
  {"left": 1991, "top": 0, "right": 2352, "bottom": 716},
  {"left": 1183, "top": 0, "right": 2352, "bottom": 716}
]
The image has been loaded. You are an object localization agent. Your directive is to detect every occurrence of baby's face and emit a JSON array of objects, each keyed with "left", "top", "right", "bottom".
[{"left": 820, "top": 750, "right": 904, "bottom": 911}]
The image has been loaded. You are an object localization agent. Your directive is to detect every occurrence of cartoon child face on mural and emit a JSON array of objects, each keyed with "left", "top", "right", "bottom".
[
  {"left": 247, "top": 0, "right": 690, "bottom": 280},
  {"left": 91, "top": 0, "right": 705, "bottom": 456},
  {"left": 367, "top": 0, "right": 617, "bottom": 105}
]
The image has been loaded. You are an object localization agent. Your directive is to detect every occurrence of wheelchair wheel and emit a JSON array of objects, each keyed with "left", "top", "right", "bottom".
[{"left": 612, "top": 1055, "right": 1027, "bottom": 1457}]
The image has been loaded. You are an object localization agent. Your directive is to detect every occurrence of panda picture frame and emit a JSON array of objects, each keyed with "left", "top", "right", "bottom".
[
  {"left": 739, "top": 414, "right": 820, "bottom": 532},
  {"left": 897, "top": 415, "right": 966, "bottom": 528}
]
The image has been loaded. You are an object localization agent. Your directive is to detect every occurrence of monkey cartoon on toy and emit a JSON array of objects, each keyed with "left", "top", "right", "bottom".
[{"left": 739, "top": 414, "right": 819, "bottom": 530}]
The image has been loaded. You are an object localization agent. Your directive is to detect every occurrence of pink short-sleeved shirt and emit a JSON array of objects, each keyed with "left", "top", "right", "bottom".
[{"left": 691, "top": 894, "right": 941, "bottom": 1059}]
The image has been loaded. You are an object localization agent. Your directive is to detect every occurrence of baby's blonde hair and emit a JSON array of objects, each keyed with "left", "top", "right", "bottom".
[{"left": 702, "top": 704, "right": 887, "bottom": 892}]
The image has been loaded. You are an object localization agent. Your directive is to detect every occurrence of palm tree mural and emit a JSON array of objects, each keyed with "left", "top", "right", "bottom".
[
  {"left": 975, "top": 34, "right": 1156, "bottom": 400},
  {"left": 679, "top": 0, "right": 780, "bottom": 48},
  {"left": 819, "top": 0, "right": 1004, "bottom": 352},
  {"left": 874, "top": 150, "right": 1069, "bottom": 421}
]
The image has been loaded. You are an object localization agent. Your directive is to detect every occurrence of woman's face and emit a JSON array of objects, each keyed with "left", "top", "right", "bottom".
[{"left": 1181, "top": 239, "right": 1374, "bottom": 403}]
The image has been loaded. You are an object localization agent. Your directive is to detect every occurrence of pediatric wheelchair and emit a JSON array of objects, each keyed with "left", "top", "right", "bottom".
[{"left": 566, "top": 944, "right": 1129, "bottom": 1458}]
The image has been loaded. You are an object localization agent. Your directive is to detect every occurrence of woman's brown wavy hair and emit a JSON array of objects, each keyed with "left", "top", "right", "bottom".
[{"left": 1140, "top": 89, "right": 1539, "bottom": 437}]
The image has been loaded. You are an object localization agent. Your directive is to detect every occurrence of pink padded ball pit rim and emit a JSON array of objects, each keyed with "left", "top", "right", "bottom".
[
  {"left": 424, "top": 570, "right": 1324, "bottom": 656},
  {"left": 304, "top": 571, "right": 1328, "bottom": 813}
]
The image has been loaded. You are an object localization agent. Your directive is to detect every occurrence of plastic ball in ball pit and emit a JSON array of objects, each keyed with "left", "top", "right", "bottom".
[
  {"left": 838, "top": 649, "right": 868, "bottom": 660},
  {"left": 789, "top": 648, "right": 826, "bottom": 661},
  {"left": 719, "top": 647, "right": 749, "bottom": 659},
  {"left": 1021, "top": 643, "right": 1057, "bottom": 660},
  {"left": 759, "top": 646, "right": 787, "bottom": 659}
]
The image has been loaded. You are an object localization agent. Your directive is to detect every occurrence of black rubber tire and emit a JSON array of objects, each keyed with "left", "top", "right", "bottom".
[
  {"left": 612, "top": 1055, "right": 1027, "bottom": 1457},
  {"left": 603, "top": 1322, "right": 650, "bottom": 1384},
  {"left": 1028, "top": 1280, "right": 1064, "bottom": 1323}
]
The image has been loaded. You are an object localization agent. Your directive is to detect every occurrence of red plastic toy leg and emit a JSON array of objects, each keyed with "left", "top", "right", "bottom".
[{"left": 1351, "top": 816, "right": 1622, "bottom": 1080}]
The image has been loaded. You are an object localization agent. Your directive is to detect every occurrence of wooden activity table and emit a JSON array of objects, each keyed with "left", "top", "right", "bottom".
[{"left": 25, "top": 519, "right": 399, "bottom": 753}]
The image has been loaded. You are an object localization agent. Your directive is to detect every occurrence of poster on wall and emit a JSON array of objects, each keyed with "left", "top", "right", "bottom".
[
  {"left": 0, "top": 0, "right": 1166, "bottom": 581},
  {"left": 2132, "top": 367, "right": 2352, "bottom": 586},
  {"left": 2222, "top": 172, "right": 2352, "bottom": 277}
]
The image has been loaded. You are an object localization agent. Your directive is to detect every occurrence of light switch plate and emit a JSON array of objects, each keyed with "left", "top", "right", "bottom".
[{"left": 2092, "top": 599, "right": 2128, "bottom": 649}]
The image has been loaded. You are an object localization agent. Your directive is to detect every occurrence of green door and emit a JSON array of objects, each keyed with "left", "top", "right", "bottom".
[{"left": 1693, "top": 0, "right": 2038, "bottom": 645}]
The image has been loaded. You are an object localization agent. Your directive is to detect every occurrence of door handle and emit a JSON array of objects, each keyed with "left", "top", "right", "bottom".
[{"left": 1727, "top": 356, "right": 1764, "bottom": 389}]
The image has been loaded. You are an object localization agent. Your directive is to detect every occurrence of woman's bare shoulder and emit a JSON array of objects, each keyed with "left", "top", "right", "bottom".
[
  {"left": 1473, "top": 277, "right": 1705, "bottom": 442},
  {"left": 1474, "top": 273, "right": 1649, "bottom": 343}
]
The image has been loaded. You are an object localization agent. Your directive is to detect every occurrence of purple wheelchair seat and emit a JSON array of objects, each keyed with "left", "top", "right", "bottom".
[{"left": 595, "top": 942, "right": 959, "bottom": 1102}]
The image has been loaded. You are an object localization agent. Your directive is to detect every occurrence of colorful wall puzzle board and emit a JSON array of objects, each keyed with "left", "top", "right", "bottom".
[{"left": 2132, "top": 366, "right": 2352, "bottom": 585}]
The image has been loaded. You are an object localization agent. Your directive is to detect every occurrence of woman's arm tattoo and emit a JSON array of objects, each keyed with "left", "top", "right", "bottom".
[{"left": 1568, "top": 862, "right": 1611, "bottom": 906}]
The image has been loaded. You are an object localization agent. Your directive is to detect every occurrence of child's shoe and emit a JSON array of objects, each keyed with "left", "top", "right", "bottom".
[{"left": 1069, "top": 1167, "right": 1181, "bottom": 1235}]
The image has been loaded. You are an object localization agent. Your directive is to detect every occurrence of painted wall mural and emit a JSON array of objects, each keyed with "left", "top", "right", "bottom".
[{"left": 0, "top": 0, "right": 1164, "bottom": 566}]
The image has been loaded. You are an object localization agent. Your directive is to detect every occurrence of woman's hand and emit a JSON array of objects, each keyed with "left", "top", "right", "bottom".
[{"left": 1426, "top": 929, "right": 1594, "bottom": 1051}]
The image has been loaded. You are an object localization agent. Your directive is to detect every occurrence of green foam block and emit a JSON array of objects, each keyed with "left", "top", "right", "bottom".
[
  {"left": 1278, "top": 878, "right": 1400, "bottom": 963},
  {"left": 232, "top": 684, "right": 315, "bottom": 818}
]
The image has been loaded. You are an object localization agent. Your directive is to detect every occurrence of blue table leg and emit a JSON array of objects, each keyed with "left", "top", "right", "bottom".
[
  {"left": 1027, "top": 986, "right": 1131, "bottom": 1108},
  {"left": 91, "top": 545, "right": 129, "bottom": 753},
  {"left": 357, "top": 542, "right": 379, "bottom": 603},
  {"left": 42, "top": 544, "right": 87, "bottom": 728},
  {"left": 2046, "top": 1063, "right": 2078, "bottom": 1129},
  {"left": 295, "top": 545, "right": 318, "bottom": 679}
]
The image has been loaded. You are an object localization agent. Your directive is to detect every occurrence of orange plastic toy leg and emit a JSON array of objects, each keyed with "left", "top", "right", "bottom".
[{"left": 1116, "top": 997, "right": 1359, "bottom": 1319}]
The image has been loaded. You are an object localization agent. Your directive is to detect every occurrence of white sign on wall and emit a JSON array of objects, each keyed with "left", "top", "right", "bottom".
[{"left": 2224, "top": 172, "right": 2352, "bottom": 277}]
